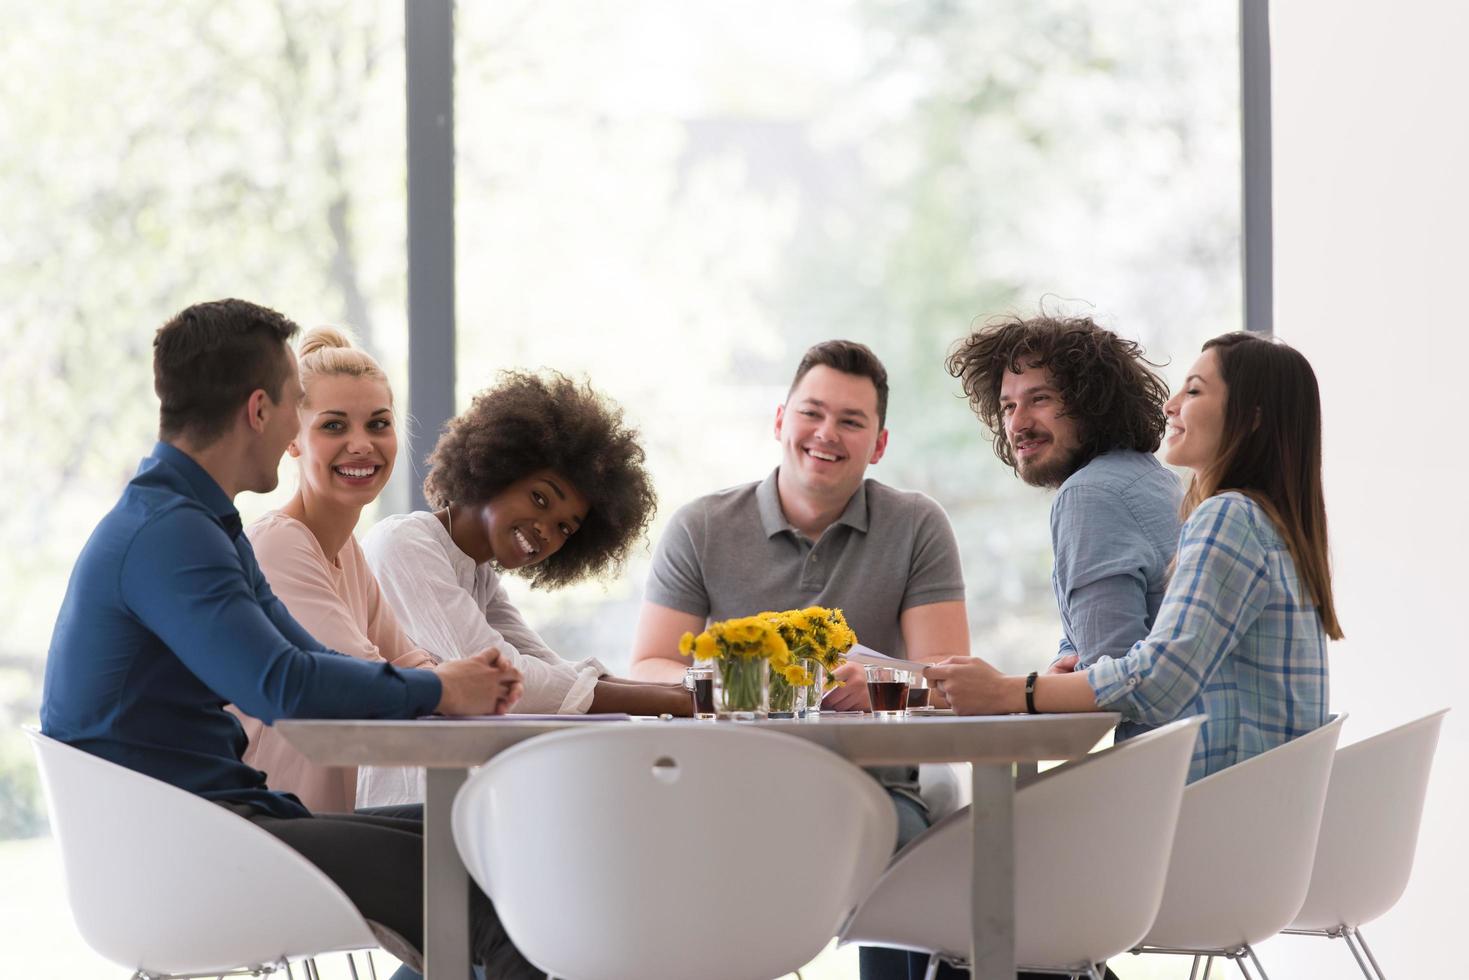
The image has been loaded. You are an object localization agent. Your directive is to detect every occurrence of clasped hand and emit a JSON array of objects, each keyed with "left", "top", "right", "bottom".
[{"left": 433, "top": 646, "right": 524, "bottom": 716}]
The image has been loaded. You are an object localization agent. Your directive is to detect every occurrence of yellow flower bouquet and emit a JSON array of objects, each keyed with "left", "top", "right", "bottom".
[
  {"left": 680, "top": 607, "right": 856, "bottom": 719},
  {"left": 765, "top": 607, "right": 857, "bottom": 716},
  {"left": 679, "top": 615, "right": 791, "bottom": 718}
]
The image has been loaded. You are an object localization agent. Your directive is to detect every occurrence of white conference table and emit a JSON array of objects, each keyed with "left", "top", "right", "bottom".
[{"left": 278, "top": 712, "right": 1117, "bottom": 980}]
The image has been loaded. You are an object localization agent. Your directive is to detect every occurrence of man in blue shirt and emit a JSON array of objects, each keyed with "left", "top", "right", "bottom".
[
  {"left": 946, "top": 314, "right": 1182, "bottom": 730},
  {"left": 927, "top": 315, "right": 1181, "bottom": 980},
  {"left": 42, "top": 298, "right": 536, "bottom": 976}
]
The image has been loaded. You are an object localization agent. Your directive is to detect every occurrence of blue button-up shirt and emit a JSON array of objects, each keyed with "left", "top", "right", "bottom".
[
  {"left": 1050, "top": 451, "right": 1183, "bottom": 665},
  {"left": 1050, "top": 451, "right": 1183, "bottom": 742},
  {"left": 41, "top": 443, "right": 442, "bottom": 817},
  {"left": 1087, "top": 491, "right": 1330, "bottom": 781}
]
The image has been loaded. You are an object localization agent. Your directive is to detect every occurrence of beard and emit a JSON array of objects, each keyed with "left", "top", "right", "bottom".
[{"left": 1015, "top": 445, "right": 1082, "bottom": 489}]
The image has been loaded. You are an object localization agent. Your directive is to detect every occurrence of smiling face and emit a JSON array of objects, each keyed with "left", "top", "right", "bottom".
[
  {"left": 472, "top": 469, "right": 590, "bottom": 571},
  {"left": 999, "top": 362, "right": 1083, "bottom": 488},
  {"left": 1163, "top": 349, "right": 1227, "bottom": 473},
  {"left": 288, "top": 373, "right": 397, "bottom": 509},
  {"left": 774, "top": 365, "right": 888, "bottom": 504}
]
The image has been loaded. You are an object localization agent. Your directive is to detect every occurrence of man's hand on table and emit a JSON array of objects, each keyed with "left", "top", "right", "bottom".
[
  {"left": 433, "top": 646, "right": 524, "bottom": 715},
  {"left": 821, "top": 661, "right": 872, "bottom": 711}
]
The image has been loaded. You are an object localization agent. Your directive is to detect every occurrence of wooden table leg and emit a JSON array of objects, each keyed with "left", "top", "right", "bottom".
[
  {"left": 424, "top": 767, "right": 470, "bottom": 980},
  {"left": 970, "top": 762, "right": 1015, "bottom": 979}
]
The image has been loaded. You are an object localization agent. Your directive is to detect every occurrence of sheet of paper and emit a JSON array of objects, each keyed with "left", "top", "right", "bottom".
[{"left": 843, "top": 643, "right": 931, "bottom": 674}]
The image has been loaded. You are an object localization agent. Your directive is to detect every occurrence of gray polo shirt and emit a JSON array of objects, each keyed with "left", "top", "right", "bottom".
[{"left": 644, "top": 468, "right": 966, "bottom": 658}]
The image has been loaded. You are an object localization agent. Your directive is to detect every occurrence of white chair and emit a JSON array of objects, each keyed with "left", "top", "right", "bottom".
[
  {"left": 1133, "top": 714, "right": 1347, "bottom": 980},
  {"left": 26, "top": 728, "right": 383, "bottom": 980},
  {"left": 840, "top": 715, "right": 1207, "bottom": 980},
  {"left": 450, "top": 724, "right": 897, "bottom": 980},
  {"left": 1276, "top": 708, "right": 1450, "bottom": 979}
]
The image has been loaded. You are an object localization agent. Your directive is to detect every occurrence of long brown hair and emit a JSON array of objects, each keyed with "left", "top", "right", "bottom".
[{"left": 1183, "top": 332, "right": 1343, "bottom": 639}]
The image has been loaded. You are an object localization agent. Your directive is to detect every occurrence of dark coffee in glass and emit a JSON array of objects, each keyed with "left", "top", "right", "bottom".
[
  {"left": 867, "top": 681, "right": 910, "bottom": 713},
  {"left": 690, "top": 677, "right": 715, "bottom": 716},
  {"left": 907, "top": 687, "right": 930, "bottom": 708}
]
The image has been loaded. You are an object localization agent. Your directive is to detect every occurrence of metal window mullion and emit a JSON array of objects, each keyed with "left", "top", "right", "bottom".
[
  {"left": 1241, "top": 0, "right": 1273, "bottom": 334},
  {"left": 406, "top": 0, "right": 457, "bottom": 510}
]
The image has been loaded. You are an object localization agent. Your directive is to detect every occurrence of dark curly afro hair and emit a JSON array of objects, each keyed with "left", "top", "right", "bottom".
[
  {"left": 945, "top": 313, "right": 1170, "bottom": 472},
  {"left": 422, "top": 371, "right": 657, "bottom": 589}
]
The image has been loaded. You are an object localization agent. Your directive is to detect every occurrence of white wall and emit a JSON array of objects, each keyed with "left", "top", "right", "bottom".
[{"left": 1256, "top": 2, "right": 1469, "bottom": 974}]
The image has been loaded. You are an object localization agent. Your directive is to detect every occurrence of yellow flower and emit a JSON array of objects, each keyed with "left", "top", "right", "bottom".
[
  {"left": 678, "top": 632, "right": 694, "bottom": 656},
  {"left": 782, "top": 663, "right": 812, "bottom": 686},
  {"left": 693, "top": 633, "right": 719, "bottom": 661}
]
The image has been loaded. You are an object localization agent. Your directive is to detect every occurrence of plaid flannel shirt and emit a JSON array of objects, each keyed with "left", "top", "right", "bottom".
[{"left": 1087, "top": 491, "right": 1329, "bottom": 782}]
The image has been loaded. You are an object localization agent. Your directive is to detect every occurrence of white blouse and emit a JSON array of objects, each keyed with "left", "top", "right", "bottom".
[{"left": 358, "top": 511, "right": 605, "bottom": 806}]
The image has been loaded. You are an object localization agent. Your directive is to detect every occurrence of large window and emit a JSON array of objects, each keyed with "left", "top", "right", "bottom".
[
  {"left": 3, "top": 2, "right": 1243, "bottom": 972},
  {"left": 0, "top": 0, "right": 408, "bottom": 832},
  {"left": 453, "top": 0, "right": 1241, "bottom": 675}
]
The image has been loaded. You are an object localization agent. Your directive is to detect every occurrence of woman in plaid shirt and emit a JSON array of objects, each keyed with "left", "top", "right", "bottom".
[{"left": 930, "top": 332, "right": 1341, "bottom": 781}]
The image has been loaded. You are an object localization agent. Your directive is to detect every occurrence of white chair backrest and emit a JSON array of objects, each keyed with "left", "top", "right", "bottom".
[
  {"left": 841, "top": 715, "right": 1205, "bottom": 969},
  {"left": 452, "top": 724, "right": 897, "bottom": 980},
  {"left": 1143, "top": 714, "right": 1346, "bottom": 950},
  {"left": 1291, "top": 708, "right": 1449, "bottom": 931},
  {"left": 26, "top": 729, "right": 376, "bottom": 975}
]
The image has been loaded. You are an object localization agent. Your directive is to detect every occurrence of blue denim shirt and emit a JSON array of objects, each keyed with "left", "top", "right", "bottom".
[
  {"left": 1049, "top": 450, "right": 1182, "bottom": 743},
  {"left": 41, "top": 443, "right": 442, "bottom": 818},
  {"left": 1050, "top": 451, "right": 1182, "bottom": 664}
]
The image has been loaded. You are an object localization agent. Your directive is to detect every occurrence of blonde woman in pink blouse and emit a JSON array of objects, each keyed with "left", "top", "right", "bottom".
[{"left": 234, "top": 327, "right": 501, "bottom": 813}]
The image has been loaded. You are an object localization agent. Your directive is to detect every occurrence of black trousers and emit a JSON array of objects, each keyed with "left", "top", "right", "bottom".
[{"left": 227, "top": 802, "right": 540, "bottom": 979}]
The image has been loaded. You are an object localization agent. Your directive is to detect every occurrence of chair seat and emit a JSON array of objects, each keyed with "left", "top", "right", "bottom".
[
  {"left": 841, "top": 716, "right": 1206, "bottom": 973},
  {"left": 27, "top": 729, "right": 379, "bottom": 977},
  {"left": 452, "top": 725, "right": 897, "bottom": 980}
]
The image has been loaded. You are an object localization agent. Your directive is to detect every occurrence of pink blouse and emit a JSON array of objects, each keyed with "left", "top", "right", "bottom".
[{"left": 234, "top": 511, "right": 437, "bottom": 813}]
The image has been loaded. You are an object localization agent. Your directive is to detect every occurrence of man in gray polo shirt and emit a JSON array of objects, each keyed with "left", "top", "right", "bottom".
[
  {"left": 943, "top": 314, "right": 1181, "bottom": 745},
  {"left": 630, "top": 339, "right": 969, "bottom": 980},
  {"left": 629, "top": 338, "right": 968, "bottom": 692}
]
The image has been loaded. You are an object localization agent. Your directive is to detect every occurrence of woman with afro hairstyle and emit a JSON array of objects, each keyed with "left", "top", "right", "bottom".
[{"left": 360, "top": 371, "right": 687, "bottom": 805}]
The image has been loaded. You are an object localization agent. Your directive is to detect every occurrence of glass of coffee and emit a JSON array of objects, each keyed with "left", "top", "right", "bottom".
[
  {"left": 864, "top": 665, "right": 914, "bottom": 720},
  {"left": 907, "top": 673, "right": 931, "bottom": 709},
  {"left": 684, "top": 665, "right": 716, "bottom": 719}
]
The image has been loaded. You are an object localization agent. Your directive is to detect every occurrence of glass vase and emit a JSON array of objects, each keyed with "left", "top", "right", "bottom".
[
  {"left": 800, "top": 659, "right": 827, "bottom": 718},
  {"left": 768, "top": 668, "right": 800, "bottom": 718},
  {"left": 716, "top": 656, "right": 769, "bottom": 720}
]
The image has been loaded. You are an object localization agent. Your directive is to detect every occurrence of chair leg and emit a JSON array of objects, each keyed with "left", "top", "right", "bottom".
[
  {"left": 1345, "top": 934, "right": 1374, "bottom": 975},
  {"left": 923, "top": 954, "right": 942, "bottom": 980},
  {"left": 1188, "top": 954, "right": 1202, "bottom": 980},
  {"left": 365, "top": 950, "right": 378, "bottom": 980},
  {"left": 285, "top": 964, "right": 296, "bottom": 980},
  {"left": 346, "top": 952, "right": 360, "bottom": 980},
  {"left": 1355, "top": 927, "right": 1388, "bottom": 980},
  {"left": 1224, "top": 944, "right": 1269, "bottom": 980}
]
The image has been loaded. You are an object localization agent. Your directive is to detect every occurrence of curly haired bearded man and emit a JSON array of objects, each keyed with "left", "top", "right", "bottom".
[{"left": 946, "top": 314, "right": 1182, "bottom": 743}]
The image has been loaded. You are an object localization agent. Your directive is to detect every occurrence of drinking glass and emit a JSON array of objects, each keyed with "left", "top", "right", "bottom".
[
  {"left": 683, "top": 664, "right": 716, "bottom": 719},
  {"left": 864, "top": 665, "right": 914, "bottom": 720},
  {"left": 906, "top": 672, "right": 931, "bottom": 709}
]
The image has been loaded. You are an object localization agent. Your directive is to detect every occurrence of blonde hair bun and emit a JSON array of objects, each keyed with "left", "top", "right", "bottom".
[
  {"left": 296, "top": 324, "right": 390, "bottom": 396},
  {"left": 298, "top": 325, "right": 356, "bottom": 359}
]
